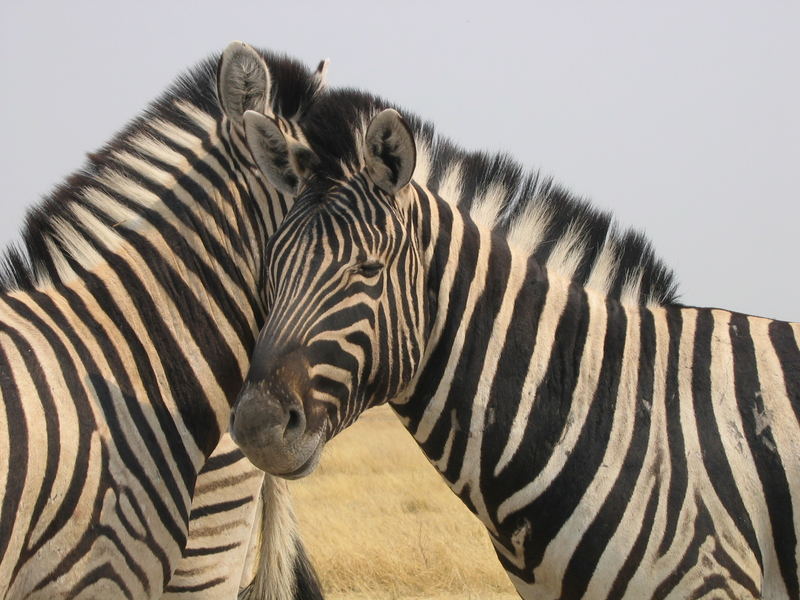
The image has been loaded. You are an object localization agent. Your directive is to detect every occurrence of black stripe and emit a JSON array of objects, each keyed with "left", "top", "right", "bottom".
[
  {"left": 481, "top": 262, "right": 559, "bottom": 516},
  {"left": 607, "top": 478, "right": 661, "bottom": 597},
  {"left": 504, "top": 281, "right": 590, "bottom": 506},
  {"left": 561, "top": 305, "right": 656, "bottom": 597},
  {"left": 164, "top": 577, "right": 227, "bottom": 593},
  {"left": 500, "top": 297, "right": 627, "bottom": 580},
  {"left": 202, "top": 448, "right": 247, "bottom": 472},
  {"left": 691, "top": 309, "right": 761, "bottom": 565},
  {"left": 417, "top": 214, "right": 482, "bottom": 465},
  {"left": 440, "top": 230, "right": 512, "bottom": 484},
  {"left": 0, "top": 341, "right": 29, "bottom": 564},
  {"left": 184, "top": 542, "right": 240, "bottom": 557},
  {"left": 659, "top": 306, "right": 687, "bottom": 555},
  {"left": 190, "top": 495, "right": 253, "bottom": 519},
  {"left": 768, "top": 321, "right": 800, "bottom": 425},
  {"left": 731, "top": 313, "right": 797, "bottom": 595}
]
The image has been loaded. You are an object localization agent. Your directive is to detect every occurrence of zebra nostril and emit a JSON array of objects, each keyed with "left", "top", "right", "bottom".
[{"left": 284, "top": 406, "right": 305, "bottom": 440}]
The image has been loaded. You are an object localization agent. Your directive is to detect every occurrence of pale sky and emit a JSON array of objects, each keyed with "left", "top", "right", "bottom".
[{"left": 2, "top": 1, "right": 798, "bottom": 320}]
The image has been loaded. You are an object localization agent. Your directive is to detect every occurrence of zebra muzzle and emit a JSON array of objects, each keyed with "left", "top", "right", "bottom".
[{"left": 230, "top": 380, "right": 324, "bottom": 478}]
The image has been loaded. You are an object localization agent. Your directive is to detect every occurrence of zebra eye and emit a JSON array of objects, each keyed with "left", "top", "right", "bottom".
[{"left": 353, "top": 260, "right": 383, "bottom": 278}]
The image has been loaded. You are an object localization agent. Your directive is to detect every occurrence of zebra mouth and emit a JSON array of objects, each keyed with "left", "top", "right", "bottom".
[
  {"left": 234, "top": 425, "right": 324, "bottom": 478},
  {"left": 276, "top": 439, "right": 325, "bottom": 479},
  {"left": 230, "top": 379, "right": 331, "bottom": 477}
]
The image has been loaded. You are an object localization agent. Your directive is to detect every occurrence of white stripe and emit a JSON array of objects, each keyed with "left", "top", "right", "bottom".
[
  {"left": 496, "top": 286, "right": 606, "bottom": 522},
  {"left": 414, "top": 212, "right": 488, "bottom": 444},
  {"left": 494, "top": 274, "right": 572, "bottom": 476},
  {"left": 536, "top": 305, "right": 640, "bottom": 593},
  {"left": 749, "top": 315, "right": 800, "bottom": 596},
  {"left": 450, "top": 246, "right": 529, "bottom": 533}
]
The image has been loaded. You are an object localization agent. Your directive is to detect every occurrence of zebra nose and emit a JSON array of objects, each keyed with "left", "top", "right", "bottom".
[{"left": 231, "top": 382, "right": 306, "bottom": 449}]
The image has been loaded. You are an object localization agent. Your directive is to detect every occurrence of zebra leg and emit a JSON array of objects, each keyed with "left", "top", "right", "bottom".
[
  {"left": 162, "top": 434, "right": 265, "bottom": 598},
  {"left": 238, "top": 475, "right": 323, "bottom": 600}
]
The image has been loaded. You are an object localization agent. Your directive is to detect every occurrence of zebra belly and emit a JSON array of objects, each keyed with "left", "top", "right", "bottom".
[
  {"left": 497, "top": 506, "right": 764, "bottom": 600},
  {"left": 485, "top": 443, "right": 773, "bottom": 600}
]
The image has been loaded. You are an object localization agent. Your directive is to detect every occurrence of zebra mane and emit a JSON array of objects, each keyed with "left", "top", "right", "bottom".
[
  {"left": 0, "top": 48, "right": 322, "bottom": 293},
  {"left": 300, "top": 89, "right": 680, "bottom": 306}
]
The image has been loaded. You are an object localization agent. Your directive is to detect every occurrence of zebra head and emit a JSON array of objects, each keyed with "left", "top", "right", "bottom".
[{"left": 230, "top": 109, "right": 428, "bottom": 477}]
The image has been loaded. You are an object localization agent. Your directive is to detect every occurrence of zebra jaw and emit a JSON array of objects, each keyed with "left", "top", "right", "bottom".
[{"left": 229, "top": 379, "right": 327, "bottom": 478}]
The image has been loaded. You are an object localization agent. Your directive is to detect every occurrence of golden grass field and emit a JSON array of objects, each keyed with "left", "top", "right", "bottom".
[{"left": 290, "top": 405, "right": 519, "bottom": 600}]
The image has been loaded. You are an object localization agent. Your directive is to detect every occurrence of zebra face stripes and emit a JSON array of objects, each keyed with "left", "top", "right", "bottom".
[
  {"left": 238, "top": 100, "right": 800, "bottom": 598},
  {"left": 231, "top": 110, "right": 427, "bottom": 477}
]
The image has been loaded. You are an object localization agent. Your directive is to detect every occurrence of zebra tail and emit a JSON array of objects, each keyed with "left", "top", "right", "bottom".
[{"left": 238, "top": 475, "right": 324, "bottom": 600}]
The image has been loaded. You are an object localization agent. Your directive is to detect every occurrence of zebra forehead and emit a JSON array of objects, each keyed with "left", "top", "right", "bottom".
[{"left": 271, "top": 203, "right": 401, "bottom": 272}]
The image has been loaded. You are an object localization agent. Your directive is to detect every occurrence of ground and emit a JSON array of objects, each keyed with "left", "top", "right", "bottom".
[{"left": 290, "top": 405, "right": 519, "bottom": 599}]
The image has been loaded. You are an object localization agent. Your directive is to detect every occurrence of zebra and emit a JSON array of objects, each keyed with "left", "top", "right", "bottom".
[
  {"left": 231, "top": 94, "right": 800, "bottom": 598},
  {"left": 0, "top": 42, "right": 326, "bottom": 598}
]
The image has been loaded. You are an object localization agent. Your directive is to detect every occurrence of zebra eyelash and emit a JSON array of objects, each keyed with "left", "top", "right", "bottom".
[{"left": 349, "top": 260, "right": 384, "bottom": 279}]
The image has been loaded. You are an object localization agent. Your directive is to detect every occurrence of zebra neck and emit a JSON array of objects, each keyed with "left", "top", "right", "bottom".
[
  {"left": 4, "top": 128, "right": 279, "bottom": 459},
  {"left": 393, "top": 194, "right": 643, "bottom": 529}
]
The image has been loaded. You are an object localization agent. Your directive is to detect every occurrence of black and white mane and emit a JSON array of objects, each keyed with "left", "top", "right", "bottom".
[
  {"left": 0, "top": 49, "right": 321, "bottom": 292},
  {"left": 299, "top": 88, "right": 679, "bottom": 307}
]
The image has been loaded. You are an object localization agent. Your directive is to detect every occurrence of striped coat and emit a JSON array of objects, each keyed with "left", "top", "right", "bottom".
[
  {"left": 0, "top": 43, "right": 324, "bottom": 599},
  {"left": 233, "top": 98, "right": 800, "bottom": 598}
]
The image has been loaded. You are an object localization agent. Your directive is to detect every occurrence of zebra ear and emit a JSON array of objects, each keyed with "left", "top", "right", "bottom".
[
  {"left": 244, "top": 111, "right": 317, "bottom": 193},
  {"left": 363, "top": 109, "right": 416, "bottom": 194},
  {"left": 311, "top": 58, "right": 330, "bottom": 96},
  {"left": 217, "top": 41, "right": 272, "bottom": 125}
]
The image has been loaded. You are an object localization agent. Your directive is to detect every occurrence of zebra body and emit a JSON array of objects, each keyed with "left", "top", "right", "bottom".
[
  {"left": 163, "top": 435, "right": 264, "bottom": 598},
  {"left": 389, "top": 200, "right": 799, "bottom": 598},
  {"left": 0, "top": 283, "right": 202, "bottom": 597},
  {"left": 233, "top": 101, "right": 800, "bottom": 598},
  {"left": 0, "top": 43, "right": 325, "bottom": 598}
]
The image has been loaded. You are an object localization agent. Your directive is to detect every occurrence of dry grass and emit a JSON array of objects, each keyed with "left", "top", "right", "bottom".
[{"left": 290, "top": 405, "right": 518, "bottom": 599}]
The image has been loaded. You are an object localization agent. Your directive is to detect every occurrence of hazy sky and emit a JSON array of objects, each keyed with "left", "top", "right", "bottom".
[{"left": 2, "top": 2, "right": 798, "bottom": 320}]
